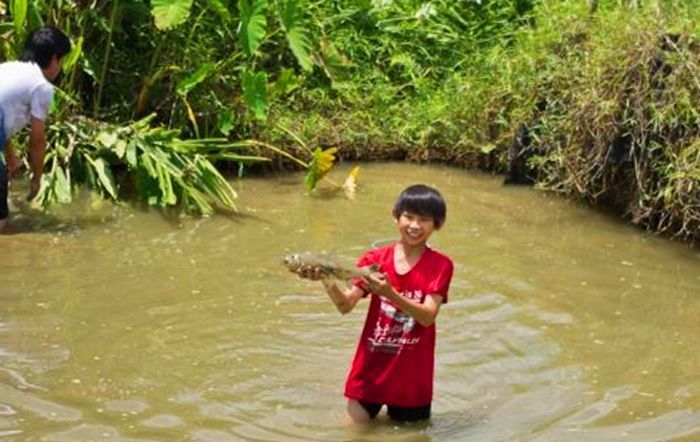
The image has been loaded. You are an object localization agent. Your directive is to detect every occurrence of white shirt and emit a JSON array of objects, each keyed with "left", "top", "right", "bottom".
[{"left": 0, "top": 61, "right": 54, "bottom": 140}]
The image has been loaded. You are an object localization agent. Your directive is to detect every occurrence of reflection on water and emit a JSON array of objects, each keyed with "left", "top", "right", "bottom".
[{"left": 1, "top": 163, "right": 699, "bottom": 441}]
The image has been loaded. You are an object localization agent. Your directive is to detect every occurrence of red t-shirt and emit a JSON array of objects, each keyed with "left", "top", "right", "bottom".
[{"left": 344, "top": 244, "right": 454, "bottom": 407}]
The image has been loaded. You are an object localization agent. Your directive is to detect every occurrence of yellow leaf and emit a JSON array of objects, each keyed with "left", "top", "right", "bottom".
[
  {"left": 343, "top": 166, "right": 360, "bottom": 199},
  {"left": 305, "top": 147, "right": 337, "bottom": 191}
]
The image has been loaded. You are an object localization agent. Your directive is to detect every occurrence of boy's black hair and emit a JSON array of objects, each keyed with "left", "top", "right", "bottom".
[
  {"left": 392, "top": 184, "right": 447, "bottom": 228},
  {"left": 20, "top": 27, "right": 71, "bottom": 69}
]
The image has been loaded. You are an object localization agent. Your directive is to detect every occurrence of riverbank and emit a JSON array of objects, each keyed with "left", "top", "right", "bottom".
[{"left": 262, "top": 5, "right": 700, "bottom": 245}]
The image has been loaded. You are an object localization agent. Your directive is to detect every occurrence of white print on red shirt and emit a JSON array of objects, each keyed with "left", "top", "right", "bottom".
[{"left": 367, "top": 292, "right": 422, "bottom": 354}]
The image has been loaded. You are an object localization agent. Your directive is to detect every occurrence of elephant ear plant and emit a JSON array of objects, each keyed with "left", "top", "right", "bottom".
[{"left": 37, "top": 115, "right": 269, "bottom": 215}]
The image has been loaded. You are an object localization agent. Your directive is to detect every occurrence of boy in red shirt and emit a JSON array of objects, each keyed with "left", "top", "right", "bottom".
[{"left": 299, "top": 184, "right": 454, "bottom": 423}]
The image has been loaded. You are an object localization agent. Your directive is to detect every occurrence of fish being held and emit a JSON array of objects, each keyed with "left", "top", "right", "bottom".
[{"left": 282, "top": 252, "right": 380, "bottom": 281}]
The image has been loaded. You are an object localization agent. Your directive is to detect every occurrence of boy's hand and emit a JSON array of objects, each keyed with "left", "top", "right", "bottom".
[
  {"left": 363, "top": 272, "right": 393, "bottom": 298},
  {"left": 295, "top": 265, "right": 329, "bottom": 281}
]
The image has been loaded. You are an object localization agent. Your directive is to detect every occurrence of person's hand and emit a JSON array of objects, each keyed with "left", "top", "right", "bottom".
[
  {"left": 6, "top": 150, "right": 20, "bottom": 181},
  {"left": 295, "top": 265, "right": 329, "bottom": 281},
  {"left": 363, "top": 272, "right": 393, "bottom": 298},
  {"left": 27, "top": 176, "right": 41, "bottom": 201}
]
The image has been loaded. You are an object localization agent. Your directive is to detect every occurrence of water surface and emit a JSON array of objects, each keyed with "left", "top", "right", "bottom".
[{"left": 1, "top": 163, "right": 699, "bottom": 441}]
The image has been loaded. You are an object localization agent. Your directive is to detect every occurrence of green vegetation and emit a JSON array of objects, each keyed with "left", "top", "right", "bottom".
[{"left": 1, "top": 0, "right": 698, "bottom": 241}]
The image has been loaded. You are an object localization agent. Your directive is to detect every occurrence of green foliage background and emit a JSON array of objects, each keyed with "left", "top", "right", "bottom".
[{"left": 1, "top": 0, "right": 699, "bottom": 240}]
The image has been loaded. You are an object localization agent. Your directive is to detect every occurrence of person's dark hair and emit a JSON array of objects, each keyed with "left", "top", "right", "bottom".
[
  {"left": 20, "top": 27, "right": 71, "bottom": 69},
  {"left": 392, "top": 184, "right": 447, "bottom": 229}
]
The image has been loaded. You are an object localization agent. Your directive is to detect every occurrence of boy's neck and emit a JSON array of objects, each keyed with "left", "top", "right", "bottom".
[{"left": 397, "top": 241, "right": 427, "bottom": 260}]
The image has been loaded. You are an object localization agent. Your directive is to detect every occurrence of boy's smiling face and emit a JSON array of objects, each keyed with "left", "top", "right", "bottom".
[{"left": 396, "top": 211, "right": 437, "bottom": 247}]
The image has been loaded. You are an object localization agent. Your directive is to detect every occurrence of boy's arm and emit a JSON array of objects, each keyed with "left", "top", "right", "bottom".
[
  {"left": 365, "top": 274, "right": 444, "bottom": 327},
  {"left": 27, "top": 117, "right": 47, "bottom": 199},
  {"left": 3, "top": 139, "right": 20, "bottom": 180},
  {"left": 321, "top": 280, "right": 365, "bottom": 315}
]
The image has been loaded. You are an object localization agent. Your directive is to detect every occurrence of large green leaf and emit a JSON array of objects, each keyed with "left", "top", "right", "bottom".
[
  {"left": 238, "top": 0, "right": 267, "bottom": 56},
  {"left": 278, "top": 0, "right": 313, "bottom": 71},
  {"left": 242, "top": 71, "right": 268, "bottom": 121},
  {"left": 151, "top": 0, "right": 194, "bottom": 30}
]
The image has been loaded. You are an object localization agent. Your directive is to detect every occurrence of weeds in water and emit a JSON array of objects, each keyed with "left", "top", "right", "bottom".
[{"left": 38, "top": 115, "right": 268, "bottom": 215}]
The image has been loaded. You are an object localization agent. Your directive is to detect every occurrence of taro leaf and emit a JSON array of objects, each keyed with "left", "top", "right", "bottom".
[
  {"left": 27, "top": 0, "right": 43, "bottom": 31},
  {"left": 62, "top": 36, "right": 83, "bottom": 73},
  {"left": 272, "top": 68, "right": 299, "bottom": 97},
  {"left": 318, "top": 38, "right": 349, "bottom": 82},
  {"left": 217, "top": 108, "right": 235, "bottom": 136},
  {"left": 238, "top": 0, "right": 267, "bottom": 56},
  {"left": 480, "top": 143, "right": 497, "bottom": 154},
  {"left": 176, "top": 62, "right": 216, "bottom": 96},
  {"left": 53, "top": 166, "right": 72, "bottom": 204},
  {"left": 242, "top": 70, "right": 268, "bottom": 121},
  {"left": 342, "top": 165, "right": 360, "bottom": 200},
  {"left": 151, "top": 0, "right": 194, "bottom": 30},
  {"left": 207, "top": 0, "right": 231, "bottom": 21},
  {"left": 86, "top": 156, "right": 118, "bottom": 199},
  {"left": 304, "top": 147, "right": 337, "bottom": 191},
  {"left": 114, "top": 140, "right": 128, "bottom": 159},
  {"left": 10, "top": 0, "right": 27, "bottom": 35},
  {"left": 96, "top": 131, "right": 118, "bottom": 149},
  {"left": 125, "top": 142, "right": 138, "bottom": 168},
  {"left": 278, "top": 0, "right": 313, "bottom": 71}
]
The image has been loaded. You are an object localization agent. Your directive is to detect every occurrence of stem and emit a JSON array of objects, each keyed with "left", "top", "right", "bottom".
[
  {"left": 238, "top": 140, "right": 309, "bottom": 168},
  {"left": 132, "top": 36, "right": 165, "bottom": 120},
  {"left": 94, "top": 0, "right": 119, "bottom": 116}
]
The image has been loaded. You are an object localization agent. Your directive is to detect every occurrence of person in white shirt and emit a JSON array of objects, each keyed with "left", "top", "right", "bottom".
[{"left": 0, "top": 26, "right": 71, "bottom": 232}]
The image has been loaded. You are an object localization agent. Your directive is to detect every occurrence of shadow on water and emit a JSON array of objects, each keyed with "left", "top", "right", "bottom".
[
  {"left": 2, "top": 200, "right": 88, "bottom": 236},
  {"left": 3, "top": 195, "right": 272, "bottom": 237}
]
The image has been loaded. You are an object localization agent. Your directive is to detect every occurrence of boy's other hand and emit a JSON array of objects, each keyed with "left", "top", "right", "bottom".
[
  {"left": 27, "top": 177, "right": 41, "bottom": 200},
  {"left": 363, "top": 272, "right": 392, "bottom": 298},
  {"left": 6, "top": 150, "right": 20, "bottom": 180}
]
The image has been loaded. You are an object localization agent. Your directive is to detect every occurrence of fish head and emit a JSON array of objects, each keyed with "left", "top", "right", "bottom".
[{"left": 281, "top": 253, "right": 303, "bottom": 271}]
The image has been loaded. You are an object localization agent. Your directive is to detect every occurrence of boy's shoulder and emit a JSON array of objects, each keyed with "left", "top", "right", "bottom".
[
  {"left": 425, "top": 246, "right": 454, "bottom": 268},
  {"left": 0, "top": 61, "right": 50, "bottom": 90},
  {"left": 0, "top": 61, "right": 36, "bottom": 73}
]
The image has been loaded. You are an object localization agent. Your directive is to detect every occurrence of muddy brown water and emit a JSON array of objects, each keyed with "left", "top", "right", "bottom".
[{"left": 1, "top": 163, "right": 699, "bottom": 441}]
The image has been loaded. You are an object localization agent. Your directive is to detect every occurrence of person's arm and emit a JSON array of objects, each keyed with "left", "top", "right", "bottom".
[
  {"left": 321, "top": 280, "right": 365, "bottom": 315},
  {"left": 27, "top": 116, "right": 47, "bottom": 199},
  {"left": 3, "top": 139, "right": 20, "bottom": 180},
  {"left": 295, "top": 266, "right": 366, "bottom": 314},
  {"left": 364, "top": 273, "right": 444, "bottom": 327}
]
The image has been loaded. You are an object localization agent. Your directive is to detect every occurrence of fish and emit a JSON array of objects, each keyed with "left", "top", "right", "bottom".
[{"left": 282, "top": 252, "right": 380, "bottom": 281}]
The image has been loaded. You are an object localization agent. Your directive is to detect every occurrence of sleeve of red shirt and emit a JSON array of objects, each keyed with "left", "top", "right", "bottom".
[
  {"left": 427, "top": 256, "right": 454, "bottom": 304},
  {"left": 351, "top": 250, "right": 377, "bottom": 296}
]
